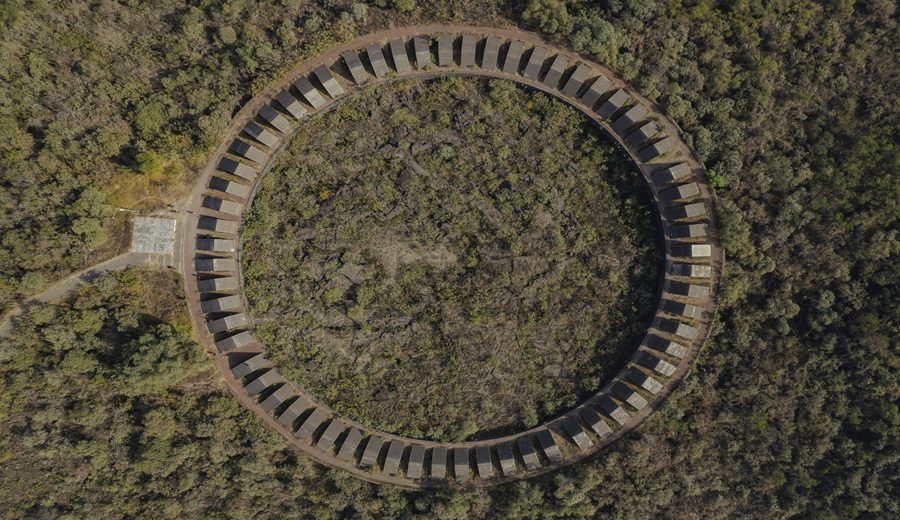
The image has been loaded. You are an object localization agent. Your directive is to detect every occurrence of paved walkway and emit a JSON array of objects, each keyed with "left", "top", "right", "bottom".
[
  {"left": 0, "top": 201, "right": 188, "bottom": 339},
  {"left": 0, "top": 244, "right": 182, "bottom": 339}
]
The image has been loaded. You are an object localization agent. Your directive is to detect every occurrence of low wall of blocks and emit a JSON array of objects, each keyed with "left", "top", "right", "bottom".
[{"left": 182, "top": 25, "right": 723, "bottom": 488}]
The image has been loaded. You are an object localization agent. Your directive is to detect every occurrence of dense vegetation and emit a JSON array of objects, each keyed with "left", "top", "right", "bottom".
[
  {"left": 0, "top": 0, "right": 897, "bottom": 518},
  {"left": 0, "top": 0, "right": 389, "bottom": 314},
  {"left": 0, "top": 271, "right": 418, "bottom": 518},
  {"left": 242, "top": 77, "right": 659, "bottom": 441}
]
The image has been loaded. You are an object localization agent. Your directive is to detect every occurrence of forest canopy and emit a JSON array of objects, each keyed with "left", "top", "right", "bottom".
[
  {"left": 0, "top": 0, "right": 897, "bottom": 518},
  {"left": 242, "top": 77, "right": 660, "bottom": 442}
]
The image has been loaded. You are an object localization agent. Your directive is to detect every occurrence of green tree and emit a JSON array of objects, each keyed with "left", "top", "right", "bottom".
[{"left": 522, "top": 0, "right": 573, "bottom": 36}]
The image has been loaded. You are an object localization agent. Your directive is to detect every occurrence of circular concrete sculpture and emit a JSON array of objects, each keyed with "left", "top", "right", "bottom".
[{"left": 182, "top": 25, "right": 722, "bottom": 488}]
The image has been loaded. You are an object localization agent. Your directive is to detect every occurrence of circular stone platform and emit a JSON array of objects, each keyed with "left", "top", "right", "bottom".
[{"left": 181, "top": 25, "right": 722, "bottom": 488}]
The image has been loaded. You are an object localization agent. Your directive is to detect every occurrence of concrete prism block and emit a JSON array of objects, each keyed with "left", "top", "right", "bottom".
[
  {"left": 260, "top": 384, "right": 295, "bottom": 413},
  {"left": 475, "top": 446, "right": 494, "bottom": 478},
  {"left": 195, "top": 257, "right": 236, "bottom": 273},
  {"left": 497, "top": 442, "right": 517, "bottom": 476},
  {"left": 482, "top": 36, "right": 500, "bottom": 70},
  {"left": 366, "top": 44, "right": 391, "bottom": 78},
  {"left": 201, "top": 196, "right": 242, "bottom": 216},
  {"left": 665, "top": 281, "right": 711, "bottom": 300},
  {"left": 230, "top": 353, "right": 269, "bottom": 379},
  {"left": 655, "top": 317, "right": 700, "bottom": 341},
  {"left": 625, "top": 368, "right": 664, "bottom": 395},
  {"left": 660, "top": 182, "right": 701, "bottom": 202},
  {"left": 208, "top": 177, "right": 249, "bottom": 199},
  {"left": 653, "top": 162, "right": 692, "bottom": 185},
  {"left": 665, "top": 202, "right": 708, "bottom": 220},
  {"left": 294, "top": 77, "right": 327, "bottom": 109},
  {"left": 295, "top": 407, "right": 329, "bottom": 441},
  {"left": 197, "top": 276, "right": 238, "bottom": 293},
  {"left": 430, "top": 447, "right": 448, "bottom": 479},
  {"left": 543, "top": 54, "right": 568, "bottom": 88},
  {"left": 316, "top": 418, "right": 346, "bottom": 452},
  {"left": 612, "top": 104, "right": 648, "bottom": 134},
  {"left": 276, "top": 395, "right": 312, "bottom": 428},
  {"left": 668, "top": 262, "right": 713, "bottom": 278},
  {"left": 639, "top": 136, "right": 678, "bottom": 161},
  {"left": 198, "top": 216, "right": 239, "bottom": 235},
  {"left": 460, "top": 34, "right": 476, "bottom": 67},
  {"left": 611, "top": 381, "right": 648, "bottom": 411},
  {"left": 275, "top": 90, "right": 307, "bottom": 120},
  {"left": 668, "top": 223, "right": 708, "bottom": 239},
  {"left": 597, "top": 89, "right": 629, "bottom": 120},
  {"left": 536, "top": 430, "right": 563, "bottom": 462},
  {"left": 195, "top": 237, "right": 235, "bottom": 254},
  {"left": 626, "top": 121, "right": 661, "bottom": 147},
  {"left": 258, "top": 105, "right": 291, "bottom": 133},
  {"left": 670, "top": 243, "right": 713, "bottom": 258},
  {"left": 228, "top": 138, "right": 267, "bottom": 163},
  {"left": 502, "top": 40, "right": 525, "bottom": 74},
  {"left": 644, "top": 333, "right": 690, "bottom": 359},
  {"left": 207, "top": 312, "right": 249, "bottom": 334},
  {"left": 242, "top": 121, "right": 278, "bottom": 147},
  {"left": 336, "top": 428, "right": 364, "bottom": 461},
  {"left": 523, "top": 46, "right": 548, "bottom": 79},
  {"left": 661, "top": 299, "right": 702, "bottom": 320},
  {"left": 562, "top": 417, "right": 593, "bottom": 450},
  {"left": 200, "top": 295, "right": 241, "bottom": 313},
  {"left": 580, "top": 75, "right": 612, "bottom": 107},
  {"left": 313, "top": 64, "right": 344, "bottom": 97},
  {"left": 388, "top": 38, "right": 412, "bottom": 73},
  {"left": 359, "top": 436, "right": 384, "bottom": 468},
  {"left": 516, "top": 436, "right": 541, "bottom": 470},
  {"left": 561, "top": 64, "right": 592, "bottom": 97},
  {"left": 413, "top": 37, "right": 431, "bottom": 68},
  {"left": 388, "top": 38, "right": 411, "bottom": 73},
  {"left": 382, "top": 440, "right": 405, "bottom": 475},
  {"left": 407, "top": 445, "right": 425, "bottom": 479},
  {"left": 218, "top": 157, "right": 257, "bottom": 181},
  {"left": 437, "top": 34, "right": 453, "bottom": 66},
  {"left": 342, "top": 51, "right": 368, "bottom": 84},
  {"left": 453, "top": 447, "right": 470, "bottom": 480},
  {"left": 580, "top": 406, "right": 613, "bottom": 437},
  {"left": 598, "top": 396, "right": 630, "bottom": 426},
  {"left": 364, "top": 44, "right": 388, "bottom": 77},
  {"left": 245, "top": 369, "right": 283, "bottom": 397},
  {"left": 639, "top": 352, "right": 677, "bottom": 377}
]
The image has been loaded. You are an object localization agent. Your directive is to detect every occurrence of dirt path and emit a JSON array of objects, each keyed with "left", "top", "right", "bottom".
[{"left": 0, "top": 251, "right": 171, "bottom": 338}]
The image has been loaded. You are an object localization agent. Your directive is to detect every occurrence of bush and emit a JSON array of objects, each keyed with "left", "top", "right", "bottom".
[
  {"left": 392, "top": 0, "right": 416, "bottom": 13},
  {"left": 522, "top": 0, "right": 573, "bottom": 36},
  {"left": 135, "top": 150, "right": 165, "bottom": 177},
  {"left": 349, "top": 3, "right": 368, "bottom": 22},
  {"left": 218, "top": 25, "right": 237, "bottom": 45}
]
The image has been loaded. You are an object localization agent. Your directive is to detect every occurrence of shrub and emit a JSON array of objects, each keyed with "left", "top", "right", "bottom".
[
  {"left": 349, "top": 3, "right": 368, "bottom": 22},
  {"left": 135, "top": 150, "right": 165, "bottom": 177},
  {"left": 218, "top": 25, "right": 237, "bottom": 45},
  {"left": 522, "top": 0, "right": 573, "bottom": 36}
]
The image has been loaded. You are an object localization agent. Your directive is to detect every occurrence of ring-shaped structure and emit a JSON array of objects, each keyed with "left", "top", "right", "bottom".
[{"left": 182, "top": 25, "right": 722, "bottom": 488}]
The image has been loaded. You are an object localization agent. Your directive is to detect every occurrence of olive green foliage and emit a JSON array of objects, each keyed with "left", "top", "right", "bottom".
[
  {"left": 0, "top": 0, "right": 373, "bottom": 313},
  {"left": 242, "top": 77, "right": 659, "bottom": 441},
  {"left": 522, "top": 0, "right": 573, "bottom": 35},
  {"left": 0, "top": 0, "right": 897, "bottom": 518},
  {"left": 508, "top": 0, "right": 899, "bottom": 517},
  {"left": 0, "top": 271, "right": 458, "bottom": 519}
]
